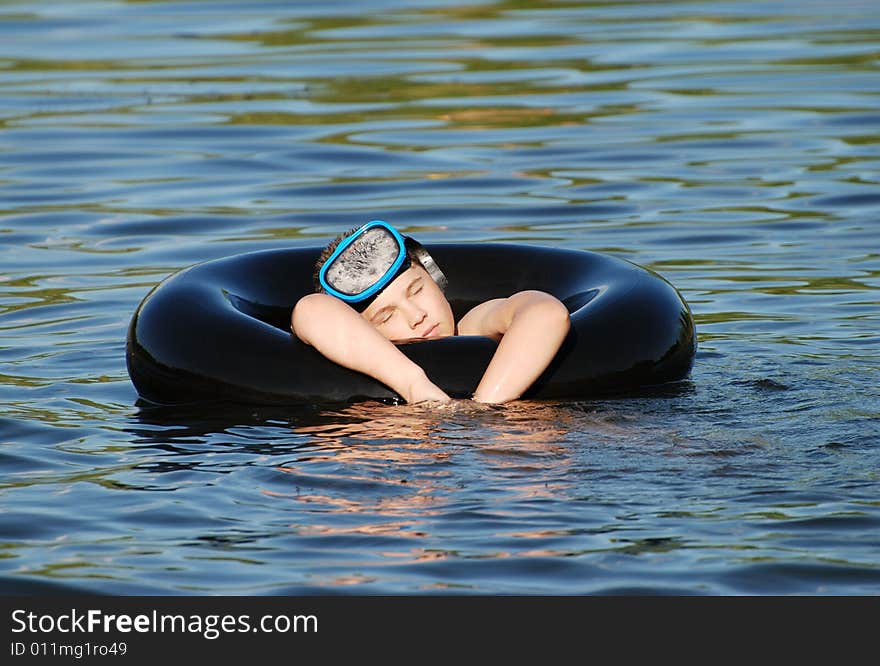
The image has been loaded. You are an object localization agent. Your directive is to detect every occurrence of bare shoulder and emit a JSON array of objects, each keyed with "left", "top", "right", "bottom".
[
  {"left": 457, "top": 297, "right": 508, "bottom": 340},
  {"left": 292, "top": 292, "right": 338, "bottom": 320},
  {"left": 457, "top": 291, "right": 569, "bottom": 340}
]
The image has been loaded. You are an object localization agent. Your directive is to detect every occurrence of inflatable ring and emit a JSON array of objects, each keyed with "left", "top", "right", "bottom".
[{"left": 126, "top": 243, "right": 696, "bottom": 405}]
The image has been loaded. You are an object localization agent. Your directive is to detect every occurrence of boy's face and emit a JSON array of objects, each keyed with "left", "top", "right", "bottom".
[{"left": 361, "top": 264, "right": 455, "bottom": 342}]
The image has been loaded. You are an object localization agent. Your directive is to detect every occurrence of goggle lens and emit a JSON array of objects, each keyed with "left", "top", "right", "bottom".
[{"left": 319, "top": 222, "right": 408, "bottom": 303}]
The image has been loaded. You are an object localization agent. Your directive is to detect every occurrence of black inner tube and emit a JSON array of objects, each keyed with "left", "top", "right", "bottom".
[{"left": 126, "top": 243, "right": 696, "bottom": 405}]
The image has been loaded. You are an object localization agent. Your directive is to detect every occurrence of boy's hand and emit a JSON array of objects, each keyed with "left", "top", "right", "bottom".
[{"left": 404, "top": 370, "right": 451, "bottom": 405}]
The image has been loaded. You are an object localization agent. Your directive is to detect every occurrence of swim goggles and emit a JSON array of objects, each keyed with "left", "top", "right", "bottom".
[{"left": 318, "top": 220, "right": 447, "bottom": 308}]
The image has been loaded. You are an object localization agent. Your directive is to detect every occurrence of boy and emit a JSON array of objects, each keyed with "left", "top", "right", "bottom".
[{"left": 292, "top": 220, "right": 570, "bottom": 405}]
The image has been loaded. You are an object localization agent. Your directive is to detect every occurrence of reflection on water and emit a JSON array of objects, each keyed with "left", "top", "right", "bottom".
[
  {"left": 293, "top": 399, "right": 574, "bottom": 447},
  {"left": 0, "top": 0, "right": 879, "bottom": 594},
  {"left": 287, "top": 400, "right": 576, "bottom": 507}
]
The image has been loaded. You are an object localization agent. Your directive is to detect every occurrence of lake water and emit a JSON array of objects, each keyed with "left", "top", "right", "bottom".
[{"left": 1, "top": 0, "right": 878, "bottom": 595}]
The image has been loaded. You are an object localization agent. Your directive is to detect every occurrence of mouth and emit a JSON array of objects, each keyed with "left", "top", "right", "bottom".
[{"left": 421, "top": 323, "right": 440, "bottom": 338}]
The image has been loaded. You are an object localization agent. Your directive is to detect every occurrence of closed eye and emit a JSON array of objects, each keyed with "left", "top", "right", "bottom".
[{"left": 372, "top": 308, "right": 394, "bottom": 325}]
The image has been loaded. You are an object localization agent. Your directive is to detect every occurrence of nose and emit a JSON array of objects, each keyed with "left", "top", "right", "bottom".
[{"left": 402, "top": 301, "right": 427, "bottom": 329}]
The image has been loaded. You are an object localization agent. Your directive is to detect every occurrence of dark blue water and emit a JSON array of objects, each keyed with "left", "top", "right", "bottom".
[{"left": 1, "top": 0, "right": 878, "bottom": 595}]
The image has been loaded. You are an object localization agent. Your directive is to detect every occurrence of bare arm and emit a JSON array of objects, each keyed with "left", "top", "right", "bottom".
[
  {"left": 457, "top": 290, "right": 570, "bottom": 404},
  {"left": 291, "top": 293, "right": 450, "bottom": 404}
]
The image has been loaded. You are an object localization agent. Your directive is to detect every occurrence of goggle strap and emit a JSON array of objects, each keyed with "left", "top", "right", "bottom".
[{"left": 405, "top": 237, "right": 448, "bottom": 293}]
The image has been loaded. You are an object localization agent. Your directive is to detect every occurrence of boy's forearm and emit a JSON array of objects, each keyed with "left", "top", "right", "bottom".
[
  {"left": 292, "top": 294, "right": 449, "bottom": 404},
  {"left": 473, "top": 297, "right": 570, "bottom": 404}
]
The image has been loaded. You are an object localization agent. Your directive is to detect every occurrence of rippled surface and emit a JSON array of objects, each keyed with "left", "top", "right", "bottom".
[{"left": 1, "top": 0, "right": 878, "bottom": 594}]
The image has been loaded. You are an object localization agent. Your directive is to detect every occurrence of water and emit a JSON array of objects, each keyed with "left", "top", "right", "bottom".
[{"left": 1, "top": 0, "right": 878, "bottom": 595}]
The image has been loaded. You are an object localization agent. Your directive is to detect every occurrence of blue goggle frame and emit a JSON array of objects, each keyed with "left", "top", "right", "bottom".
[{"left": 318, "top": 220, "right": 410, "bottom": 304}]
